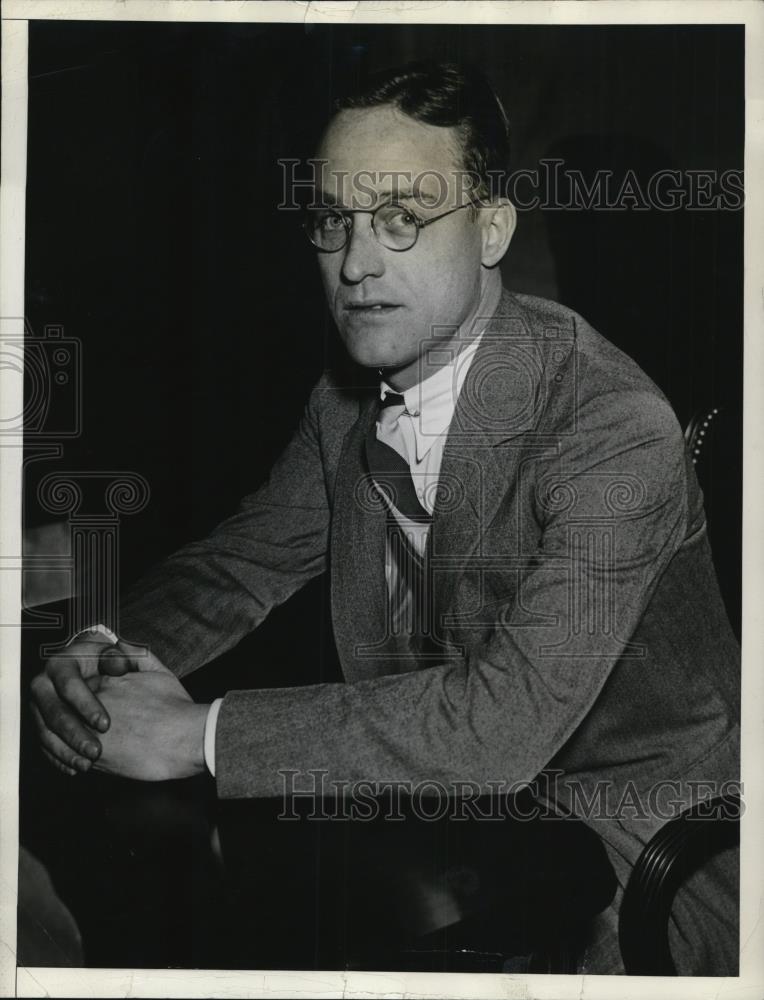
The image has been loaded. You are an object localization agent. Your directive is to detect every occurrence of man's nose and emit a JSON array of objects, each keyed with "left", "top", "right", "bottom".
[{"left": 340, "top": 214, "right": 385, "bottom": 283}]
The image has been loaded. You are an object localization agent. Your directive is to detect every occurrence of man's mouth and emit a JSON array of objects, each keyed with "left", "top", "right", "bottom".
[{"left": 344, "top": 302, "right": 401, "bottom": 315}]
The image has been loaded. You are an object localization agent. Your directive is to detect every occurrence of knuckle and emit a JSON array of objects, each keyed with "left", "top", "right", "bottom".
[
  {"left": 49, "top": 706, "right": 77, "bottom": 743},
  {"left": 59, "top": 676, "right": 80, "bottom": 701},
  {"left": 44, "top": 655, "right": 64, "bottom": 678},
  {"left": 34, "top": 693, "right": 57, "bottom": 728},
  {"left": 59, "top": 717, "right": 80, "bottom": 745},
  {"left": 30, "top": 672, "right": 49, "bottom": 697}
]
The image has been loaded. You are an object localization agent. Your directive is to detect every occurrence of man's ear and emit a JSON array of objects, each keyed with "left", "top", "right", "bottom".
[{"left": 480, "top": 200, "right": 517, "bottom": 267}]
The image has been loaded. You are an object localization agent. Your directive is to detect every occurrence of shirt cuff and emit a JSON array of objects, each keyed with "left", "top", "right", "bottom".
[{"left": 204, "top": 698, "right": 224, "bottom": 777}]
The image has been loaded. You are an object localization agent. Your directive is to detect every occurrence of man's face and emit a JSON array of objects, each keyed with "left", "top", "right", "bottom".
[{"left": 313, "top": 105, "right": 488, "bottom": 387}]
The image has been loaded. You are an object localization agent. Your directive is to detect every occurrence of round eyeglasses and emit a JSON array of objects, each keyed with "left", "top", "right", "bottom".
[{"left": 303, "top": 200, "right": 480, "bottom": 254}]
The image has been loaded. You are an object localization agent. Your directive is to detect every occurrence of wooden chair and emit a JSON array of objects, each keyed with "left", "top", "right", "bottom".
[{"left": 619, "top": 794, "right": 740, "bottom": 974}]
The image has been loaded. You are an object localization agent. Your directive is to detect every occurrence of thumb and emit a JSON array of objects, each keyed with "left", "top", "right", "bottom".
[
  {"left": 98, "top": 644, "right": 136, "bottom": 676},
  {"left": 98, "top": 639, "right": 168, "bottom": 675},
  {"left": 114, "top": 638, "right": 172, "bottom": 674}
]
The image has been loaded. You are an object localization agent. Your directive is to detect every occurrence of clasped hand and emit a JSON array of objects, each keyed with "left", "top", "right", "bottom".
[{"left": 30, "top": 637, "right": 209, "bottom": 781}]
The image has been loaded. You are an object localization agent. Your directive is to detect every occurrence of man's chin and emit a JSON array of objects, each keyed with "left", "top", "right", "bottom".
[{"left": 340, "top": 336, "right": 409, "bottom": 372}]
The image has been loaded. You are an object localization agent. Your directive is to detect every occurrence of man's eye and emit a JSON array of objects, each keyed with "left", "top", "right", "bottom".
[
  {"left": 317, "top": 213, "right": 346, "bottom": 231},
  {"left": 381, "top": 206, "right": 417, "bottom": 230}
]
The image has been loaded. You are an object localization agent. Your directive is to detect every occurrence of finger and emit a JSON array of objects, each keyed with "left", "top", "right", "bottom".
[
  {"left": 84, "top": 674, "right": 102, "bottom": 693},
  {"left": 40, "top": 746, "right": 77, "bottom": 778},
  {"left": 115, "top": 639, "right": 169, "bottom": 674},
  {"left": 98, "top": 646, "right": 138, "bottom": 676},
  {"left": 71, "top": 636, "right": 119, "bottom": 657},
  {"left": 42, "top": 748, "right": 75, "bottom": 776},
  {"left": 48, "top": 660, "right": 110, "bottom": 732},
  {"left": 32, "top": 703, "right": 95, "bottom": 772},
  {"left": 32, "top": 683, "right": 103, "bottom": 759}
]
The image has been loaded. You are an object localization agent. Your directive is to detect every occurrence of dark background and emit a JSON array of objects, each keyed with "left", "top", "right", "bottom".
[
  {"left": 23, "top": 21, "right": 744, "bottom": 634},
  {"left": 19, "top": 20, "right": 744, "bottom": 969}
]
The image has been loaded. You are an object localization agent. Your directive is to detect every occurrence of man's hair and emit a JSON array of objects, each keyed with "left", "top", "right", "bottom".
[{"left": 334, "top": 60, "right": 510, "bottom": 201}]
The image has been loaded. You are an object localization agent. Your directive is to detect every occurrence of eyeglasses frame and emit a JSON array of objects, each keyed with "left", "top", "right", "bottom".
[{"left": 302, "top": 198, "right": 484, "bottom": 254}]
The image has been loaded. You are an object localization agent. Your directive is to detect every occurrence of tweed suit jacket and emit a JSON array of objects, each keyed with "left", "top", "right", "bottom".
[{"left": 120, "top": 290, "right": 740, "bottom": 965}]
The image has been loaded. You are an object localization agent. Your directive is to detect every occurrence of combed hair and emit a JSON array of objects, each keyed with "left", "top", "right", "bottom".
[{"left": 335, "top": 60, "right": 511, "bottom": 200}]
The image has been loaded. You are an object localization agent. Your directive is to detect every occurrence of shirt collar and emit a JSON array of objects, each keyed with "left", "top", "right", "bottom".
[{"left": 379, "top": 332, "right": 484, "bottom": 464}]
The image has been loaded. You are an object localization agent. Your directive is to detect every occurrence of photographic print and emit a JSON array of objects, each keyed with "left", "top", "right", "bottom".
[{"left": 2, "top": 2, "right": 762, "bottom": 998}]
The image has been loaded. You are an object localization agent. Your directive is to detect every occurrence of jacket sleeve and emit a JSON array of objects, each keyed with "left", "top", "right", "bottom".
[
  {"left": 214, "top": 384, "right": 691, "bottom": 797},
  {"left": 118, "top": 379, "right": 331, "bottom": 677}
]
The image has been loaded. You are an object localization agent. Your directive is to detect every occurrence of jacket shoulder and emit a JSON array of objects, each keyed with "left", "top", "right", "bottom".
[
  {"left": 307, "top": 367, "right": 372, "bottom": 437},
  {"left": 507, "top": 292, "right": 675, "bottom": 402}
]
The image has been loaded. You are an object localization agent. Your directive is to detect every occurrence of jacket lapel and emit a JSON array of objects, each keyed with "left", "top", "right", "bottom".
[{"left": 430, "top": 291, "right": 558, "bottom": 617}]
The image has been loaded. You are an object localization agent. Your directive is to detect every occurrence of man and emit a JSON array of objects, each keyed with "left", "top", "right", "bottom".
[{"left": 30, "top": 62, "right": 740, "bottom": 974}]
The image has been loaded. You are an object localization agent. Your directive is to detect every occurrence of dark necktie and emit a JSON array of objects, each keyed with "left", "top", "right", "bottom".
[
  {"left": 365, "top": 393, "right": 431, "bottom": 522},
  {"left": 365, "top": 393, "right": 434, "bottom": 652}
]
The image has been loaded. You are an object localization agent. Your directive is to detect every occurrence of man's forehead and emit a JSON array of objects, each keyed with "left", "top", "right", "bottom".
[{"left": 316, "top": 105, "right": 465, "bottom": 206}]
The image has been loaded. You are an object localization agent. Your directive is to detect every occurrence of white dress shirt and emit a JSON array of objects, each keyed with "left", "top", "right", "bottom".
[{"left": 376, "top": 333, "right": 483, "bottom": 533}]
